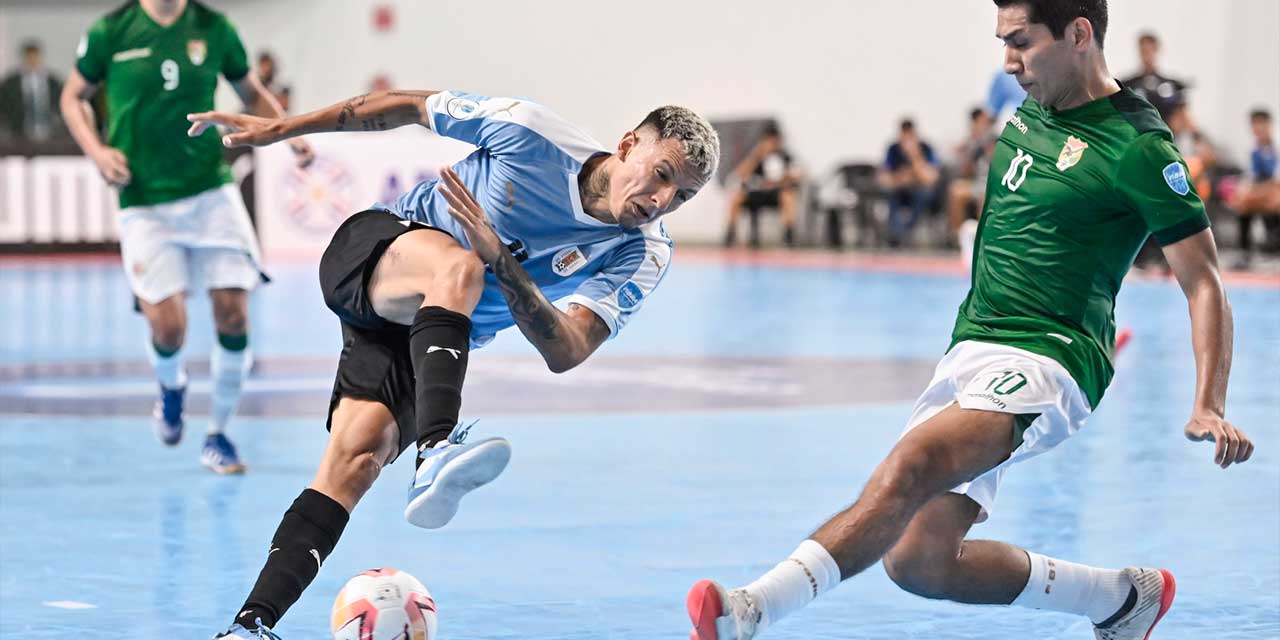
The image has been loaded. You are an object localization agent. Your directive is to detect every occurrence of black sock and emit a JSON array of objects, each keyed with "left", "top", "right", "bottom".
[
  {"left": 1239, "top": 215, "right": 1254, "bottom": 252},
  {"left": 234, "top": 489, "right": 349, "bottom": 631},
  {"left": 408, "top": 306, "right": 472, "bottom": 453}
]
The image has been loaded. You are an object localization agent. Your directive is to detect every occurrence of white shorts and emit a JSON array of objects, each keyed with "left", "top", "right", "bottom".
[
  {"left": 900, "top": 340, "right": 1093, "bottom": 522},
  {"left": 118, "top": 184, "right": 265, "bottom": 304}
]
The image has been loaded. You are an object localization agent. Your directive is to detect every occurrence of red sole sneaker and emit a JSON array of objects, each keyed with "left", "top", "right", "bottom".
[
  {"left": 1144, "top": 569, "right": 1176, "bottom": 640},
  {"left": 687, "top": 579, "right": 725, "bottom": 640}
]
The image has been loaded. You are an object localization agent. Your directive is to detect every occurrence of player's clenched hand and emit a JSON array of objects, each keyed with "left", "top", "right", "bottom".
[
  {"left": 436, "top": 167, "right": 506, "bottom": 265},
  {"left": 185, "top": 111, "right": 286, "bottom": 147},
  {"left": 90, "top": 146, "right": 131, "bottom": 186},
  {"left": 288, "top": 139, "right": 315, "bottom": 168},
  {"left": 1184, "top": 412, "right": 1253, "bottom": 469}
]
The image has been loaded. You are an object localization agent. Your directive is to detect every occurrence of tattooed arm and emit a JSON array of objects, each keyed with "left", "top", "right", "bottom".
[
  {"left": 186, "top": 89, "right": 439, "bottom": 147},
  {"left": 437, "top": 167, "right": 611, "bottom": 372}
]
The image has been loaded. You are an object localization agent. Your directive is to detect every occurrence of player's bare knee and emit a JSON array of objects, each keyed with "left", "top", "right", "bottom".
[
  {"left": 882, "top": 549, "right": 954, "bottom": 600},
  {"left": 151, "top": 322, "right": 185, "bottom": 350},
  {"left": 213, "top": 307, "right": 248, "bottom": 336},
  {"left": 435, "top": 248, "right": 485, "bottom": 302}
]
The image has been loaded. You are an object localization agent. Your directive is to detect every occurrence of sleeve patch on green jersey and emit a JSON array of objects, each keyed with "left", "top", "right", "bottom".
[{"left": 1162, "top": 162, "right": 1190, "bottom": 196}]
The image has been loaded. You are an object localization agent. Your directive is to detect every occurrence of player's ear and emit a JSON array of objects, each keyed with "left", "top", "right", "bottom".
[
  {"left": 1070, "top": 17, "right": 1092, "bottom": 50},
  {"left": 617, "top": 130, "right": 639, "bottom": 161}
]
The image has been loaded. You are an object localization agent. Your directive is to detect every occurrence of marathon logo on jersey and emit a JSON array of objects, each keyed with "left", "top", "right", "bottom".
[
  {"left": 1163, "top": 162, "right": 1190, "bottom": 196},
  {"left": 1055, "top": 136, "right": 1088, "bottom": 171},
  {"left": 446, "top": 97, "right": 480, "bottom": 120},
  {"left": 552, "top": 246, "right": 587, "bottom": 277},
  {"left": 187, "top": 39, "right": 207, "bottom": 66},
  {"left": 617, "top": 281, "right": 644, "bottom": 310}
]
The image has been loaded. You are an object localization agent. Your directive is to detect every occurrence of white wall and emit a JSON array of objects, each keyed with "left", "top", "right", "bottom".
[{"left": 4, "top": 0, "right": 1277, "bottom": 240}]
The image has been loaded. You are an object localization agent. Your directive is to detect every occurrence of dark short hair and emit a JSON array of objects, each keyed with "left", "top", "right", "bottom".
[
  {"left": 761, "top": 121, "right": 781, "bottom": 138},
  {"left": 1251, "top": 109, "right": 1273, "bottom": 122},
  {"left": 20, "top": 39, "right": 41, "bottom": 55},
  {"left": 1137, "top": 32, "right": 1159, "bottom": 46},
  {"left": 992, "top": 0, "right": 1109, "bottom": 48},
  {"left": 970, "top": 107, "right": 988, "bottom": 122},
  {"left": 899, "top": 118, "right": 916, "bottom": 132}
]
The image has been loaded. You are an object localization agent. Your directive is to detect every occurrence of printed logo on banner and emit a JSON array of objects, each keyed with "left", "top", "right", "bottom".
[{"left": 281, "top": 155, "right": 356, "bottom": 235}]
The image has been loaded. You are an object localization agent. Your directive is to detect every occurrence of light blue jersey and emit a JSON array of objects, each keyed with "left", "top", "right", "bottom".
[{"left": 374, "top": 91, "right": 672, "bottom": 348}]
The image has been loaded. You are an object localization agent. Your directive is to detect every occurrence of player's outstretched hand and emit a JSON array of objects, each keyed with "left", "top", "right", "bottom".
[
  {"left": 436, "top": 167, "right": 506, "bottom": 265},
  {"left": 1184, "top": 412, "right": 1254, "bottom": 468},
  {"left": 185, "top": 111, "right": 286, "bottom": 147}
]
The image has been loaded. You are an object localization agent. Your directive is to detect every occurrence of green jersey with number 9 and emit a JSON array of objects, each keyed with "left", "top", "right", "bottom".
[
  {"left": 76, "top": 1, "right": 250, "bottom": 208},
  {"left": 952, "top": 86, "right": 1209, "bottom": 409}
]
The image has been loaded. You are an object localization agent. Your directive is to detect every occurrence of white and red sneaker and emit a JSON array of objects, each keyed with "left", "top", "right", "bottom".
[
  {"left": 1093, "top": 567, "right": 1176, "bottom": 640},
  {"left": 687, "top": 579, "right": 762, "bottom": 640}
]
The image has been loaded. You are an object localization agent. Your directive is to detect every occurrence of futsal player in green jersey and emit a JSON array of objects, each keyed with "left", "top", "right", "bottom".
[
  {"left": 688, "top": 2, "right": 1253, "bottom": 639},
  {"left": 60, "top": 0, "right": 312, "bottom": 474}
]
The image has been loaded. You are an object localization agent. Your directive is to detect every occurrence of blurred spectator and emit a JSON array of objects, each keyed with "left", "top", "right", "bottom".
[
  {"left": 1121, "top": 32, "right": 1187, "bottom": 121},
  {"left": 0, "top": 40, "right": 67, "bottom": 143},
  {"left": 369, "top": 73, "right": 393, "bottom": 92},
  {"left": 1232, "top": 109, "right": 1280, "bottom": 264},
  {"left": 879, "top": 118, "right": 939, "bottom": 248},
  {"left": 1167, "top": 101, "right": 1215, "bottom": 201},
  {"left": 723, "top": 122, "right": 803, "bottom": 247},
  {"left": 946, "top": 107, "right": 996, "bottom": 242},
  {"left": 246, "top": 51, "right": 290, "bottom": 114},
  {"left": 985, "top": 69, "right": 1026, "bottom": 123}
]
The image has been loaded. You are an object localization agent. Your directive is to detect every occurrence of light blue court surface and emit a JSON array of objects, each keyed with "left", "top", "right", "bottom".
[{"left": 1, "top": 254, "right": 1277, "bottom": 639}]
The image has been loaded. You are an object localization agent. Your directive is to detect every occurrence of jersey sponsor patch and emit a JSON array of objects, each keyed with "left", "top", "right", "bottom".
[
  {"left": 1056, "top": 136, "right": 1088, "bottom": 171},
  {"left": 552, "top": 246, "right": 587, "bottom": 277},
  {"left": 617, "top": 281, "right": 643, "bottom": 310},
  {"left": 446, "top": 97, "right": 480, "bottom": 120},
  {"left": 187, "top": 39, "right": 206, "bottom": 66},
  {"left": 1162, "top": 162, "right": 1190, "bottom": 196},
  {"left": 111, "top": 47, "right": 152, "bottom": 62}
]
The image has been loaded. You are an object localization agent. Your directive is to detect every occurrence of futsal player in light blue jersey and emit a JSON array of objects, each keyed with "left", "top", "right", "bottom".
[{"left": 189, "top": 89, "right": 720, "bottom": 638}]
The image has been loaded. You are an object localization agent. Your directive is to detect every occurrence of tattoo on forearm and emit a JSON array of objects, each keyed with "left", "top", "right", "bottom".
[
  {"left": 493, "top": 253, "right": 562, "bottom": 343},
  {"left": 335, "top": 93, "right": 369, "bottom": 131}
]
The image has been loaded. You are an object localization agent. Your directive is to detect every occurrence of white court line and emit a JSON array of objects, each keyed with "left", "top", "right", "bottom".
[{"left": 41, "top": 601, "right": 97, "bottom": 610}]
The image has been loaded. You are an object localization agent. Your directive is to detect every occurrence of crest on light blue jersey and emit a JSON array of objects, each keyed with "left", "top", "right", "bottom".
[
  {"left": 617, "top": 282, "right": 643, "bottom": 310},
  {"left": 1163, "top": 162, "right": 1190, "bottom": 196}
]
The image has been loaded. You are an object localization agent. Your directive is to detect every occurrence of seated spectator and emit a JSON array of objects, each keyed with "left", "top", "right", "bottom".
[
  {"left": 878, "top": 118, "right": 939, "bottom": 248},
  {"left": 0, "top": 40, "right": 67, "bottom": 144},
  {"left": 946, "top": 107, "right": 996, "bottom": 242},
  {"left": 1232, "top": 108, "right": 1280, "bottom": 264},
  {"left": 723, "top": 123, "right": 803, "bottom": 247},
  {"left": 1121, "top": 32, "right": 1188, "bottom": 121}
]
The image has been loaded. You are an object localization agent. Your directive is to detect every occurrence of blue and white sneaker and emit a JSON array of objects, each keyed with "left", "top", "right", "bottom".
[
  {"left": 201, "top": 433, "right": 247, "bottom": 475},
  {"left": 214, "top": 619, "right": 282, "bottom": 639},
  {"left": 152, "top": 384, "right": 185, "bottom": 446},
  {"left": 405, "top": 422, "right": 511, "bottom": 529}
]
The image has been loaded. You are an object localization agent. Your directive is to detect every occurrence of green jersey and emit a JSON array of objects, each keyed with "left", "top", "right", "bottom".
[
  {"left": 953, "top": 87, "right": 1209, "bottom": 408},
  {"left": 76, "top": 1, "right": 250, "bottom": 208}
]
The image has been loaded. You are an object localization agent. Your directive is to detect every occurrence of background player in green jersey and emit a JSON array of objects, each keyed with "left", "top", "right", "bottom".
[
  {"left": 688, "top": 2, "right": 1253, "bottom": 639},
  {"left": 59, "top": 0, "right": 312, "bottom": 474}
]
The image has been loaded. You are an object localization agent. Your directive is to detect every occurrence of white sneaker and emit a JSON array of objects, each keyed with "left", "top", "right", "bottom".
[
  {"left": 404, "top": 423, "right": 511, "bottom": 529},
  {"left": 687, "top": 579, "right": 761, "bottom": 640},
  {"left": 1093, "top": 567, "right": 1176, "bottom": 640}
]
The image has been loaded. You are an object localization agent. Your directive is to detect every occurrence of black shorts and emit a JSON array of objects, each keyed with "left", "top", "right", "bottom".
[
  {"left": 744, "top": 188, "right": 782, "bottom": 210},
  {"left": 318, "top": 209, "right": 454, "bottom": 455}
]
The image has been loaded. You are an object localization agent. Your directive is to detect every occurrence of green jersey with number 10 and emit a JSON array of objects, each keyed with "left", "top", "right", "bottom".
[
  {"left": 952, "top": 86, "right": 1209, "bottom": 408},
  {"left": 76, "top": 1, "right": 250, "bottom": 209}
]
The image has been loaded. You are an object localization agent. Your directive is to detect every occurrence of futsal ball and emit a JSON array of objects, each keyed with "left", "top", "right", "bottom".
[{"left": 331, "top": 568, "right": 438, "bottom": 640}]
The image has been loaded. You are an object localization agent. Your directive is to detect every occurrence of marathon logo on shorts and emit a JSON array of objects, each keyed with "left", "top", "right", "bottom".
[
  {"left": 966, "top": 392, "right": 1008, "bottom": 410},
  {"left": 1163, "top": 162, "right": 1190, "bottom": 196},
  {"left": 552, "top": 246, "right": 586, "bottom": 277}
]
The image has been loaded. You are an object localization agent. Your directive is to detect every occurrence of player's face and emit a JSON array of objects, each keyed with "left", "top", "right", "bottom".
[
  {"left": 609, "top": 131, "right": 703, "bottom": 229},
  {"left": 1252, "top": 118, "right": 1273, "bottom": 144},
  {"left": 996, "top": 6, "right": 1079, "bottom": 109}
]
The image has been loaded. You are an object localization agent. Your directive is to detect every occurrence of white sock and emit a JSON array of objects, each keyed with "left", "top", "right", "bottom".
[
  {"left": 1013, "top": 551, "right": 1133, "bottom": 624},
  {"left": 147, "top": 342, "right": 188, "bottom": 389},
  {"left": 742, "top": 539, "right": 842, "bottom": 630},
  {"left": 209, "top": 343, "right": 252, "bottom": 435}
]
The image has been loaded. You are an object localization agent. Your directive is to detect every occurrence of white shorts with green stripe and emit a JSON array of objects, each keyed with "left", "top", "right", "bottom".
[{"left": 899, "top": 340, "right": 1093, "bottom": 522}]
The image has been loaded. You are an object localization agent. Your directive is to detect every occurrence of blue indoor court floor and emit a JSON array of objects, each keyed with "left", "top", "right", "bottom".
[{"left": 1, "top": 251, "right": 1277, "bottom": 639}]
